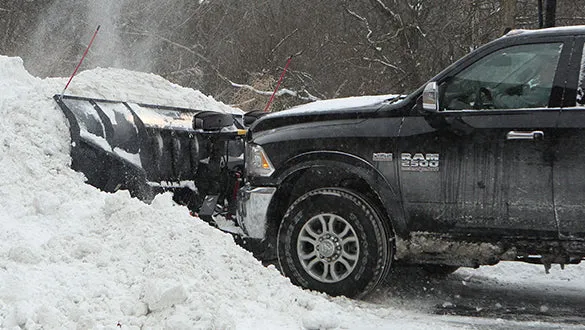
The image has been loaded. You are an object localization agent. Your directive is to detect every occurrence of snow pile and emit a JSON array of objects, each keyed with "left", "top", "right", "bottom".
[
  {"left": 66, "top": 68, "right": 241, "bottom": 114},
  {"left": 0, "top": 55, "right": 391, "bottom": 329}
]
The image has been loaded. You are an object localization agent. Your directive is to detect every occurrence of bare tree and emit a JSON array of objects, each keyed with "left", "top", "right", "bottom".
[{"left": 1, "top": 0, "right": 584, "bottom": 112}]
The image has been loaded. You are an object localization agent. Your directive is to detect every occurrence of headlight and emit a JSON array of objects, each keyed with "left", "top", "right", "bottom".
[{"left": 246, "top": 143, "right": 275, "bottom": 177}]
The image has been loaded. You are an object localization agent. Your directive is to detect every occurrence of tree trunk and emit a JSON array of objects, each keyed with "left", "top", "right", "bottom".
[
  {"left": 537, "top": 0, "right": 543, "bottom": 28},
  {"left": 502, "top": 0, "right": 517, "bottom": 30},
  {"left": 543, "top": 0, "right": 556, "bottom": 28}
]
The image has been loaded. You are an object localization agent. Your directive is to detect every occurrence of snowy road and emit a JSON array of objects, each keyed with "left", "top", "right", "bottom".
[{"left": 365, "top": 262, "right": 585, "bottom": 328}]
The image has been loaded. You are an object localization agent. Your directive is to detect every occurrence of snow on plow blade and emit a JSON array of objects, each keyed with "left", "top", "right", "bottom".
[{"left": 54, "top": 94, "right": 243, "bottom": 202}]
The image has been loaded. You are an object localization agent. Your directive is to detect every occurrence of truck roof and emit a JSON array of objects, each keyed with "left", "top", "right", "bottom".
[{"left": 504, "top": 25, "right": 585, "bottom": 38}]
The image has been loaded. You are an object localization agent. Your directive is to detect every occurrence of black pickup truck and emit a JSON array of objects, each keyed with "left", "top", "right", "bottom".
[{"left": 237, "top": 26, "right": 585, "bottom": 298}]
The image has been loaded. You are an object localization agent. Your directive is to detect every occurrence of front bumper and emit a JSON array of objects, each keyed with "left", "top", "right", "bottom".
[{"left": 237, "top": 184, "right": 276, "bottom": 239}]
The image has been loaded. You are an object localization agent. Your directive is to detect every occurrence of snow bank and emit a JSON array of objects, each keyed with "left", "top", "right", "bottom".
[
  {"left": 0, "top": 55, "right": 396, "bottom": 329},
  {"left": 66, "top": 68, "right": 241, "bottom": 114}
]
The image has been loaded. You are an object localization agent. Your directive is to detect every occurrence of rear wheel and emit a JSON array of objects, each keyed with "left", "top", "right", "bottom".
[{"left": 277, "top": 187, "right": 393, "bottom": 298}]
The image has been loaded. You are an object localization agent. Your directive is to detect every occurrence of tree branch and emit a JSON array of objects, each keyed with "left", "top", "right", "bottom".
[
  {"left": 346, "top": 8, "right": 378, "bottom": 47},
  {"left": 373, "top": 0, "right": 400, "bottom": 21},
  {"left": 229, "top": 80, "right": 319, "bottom": 102},
  {"left": 362, "top": 57, "right": 406, "bottom": 73},
  {"left": 270, "top": 28, "right": 299, "bottom": 55}
]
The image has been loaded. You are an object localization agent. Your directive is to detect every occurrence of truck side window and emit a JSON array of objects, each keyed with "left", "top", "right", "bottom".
[
  {"left": 578, "top": 43, "right": 585, "bottom": 106},
  {"left": 441, "top": 42, "right": 563, "bottom": 110}
]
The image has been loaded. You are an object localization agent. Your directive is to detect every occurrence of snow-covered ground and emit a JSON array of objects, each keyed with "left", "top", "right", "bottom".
[{"left": 1, "top": 55, "right": 584, "bottom": 329}]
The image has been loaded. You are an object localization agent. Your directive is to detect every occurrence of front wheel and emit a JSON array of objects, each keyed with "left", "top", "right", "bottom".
[{"left": 277, "top": 188, "right": 393, "bottom": 298}]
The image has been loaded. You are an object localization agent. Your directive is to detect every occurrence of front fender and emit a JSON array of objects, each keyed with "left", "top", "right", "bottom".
[{"left": 273, "top": 150, "right": 407, "bottom": 236}]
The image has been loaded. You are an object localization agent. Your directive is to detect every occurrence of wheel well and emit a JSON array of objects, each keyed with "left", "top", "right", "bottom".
[{"left": 264, "top": 165, "right": 393, "bottom": 259}]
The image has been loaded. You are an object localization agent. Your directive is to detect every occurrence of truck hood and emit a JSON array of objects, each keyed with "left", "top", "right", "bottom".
[
  {"left": 284, "top": 94, "right": 400, "bottom": 114},
  {"left": 250, "top": 94, "right": 403, "bottom": 133}
]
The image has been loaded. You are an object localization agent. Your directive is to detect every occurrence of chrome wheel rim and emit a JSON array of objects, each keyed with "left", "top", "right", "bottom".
[{"left": 296, "top": 213, "right": 360, "bottom": 283}]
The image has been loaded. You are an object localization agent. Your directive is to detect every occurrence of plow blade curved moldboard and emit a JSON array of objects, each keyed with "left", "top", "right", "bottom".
[{"left": 54, "top": 94, "right": 241, "bottom": 202}]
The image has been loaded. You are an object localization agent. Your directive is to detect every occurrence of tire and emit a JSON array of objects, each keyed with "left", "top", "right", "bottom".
[{"left": 277, "top": 187, "right": 393, "bottom": 298}]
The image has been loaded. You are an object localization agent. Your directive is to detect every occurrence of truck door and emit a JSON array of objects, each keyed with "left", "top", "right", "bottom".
[
  {"left": 552, "top": 38, "right": 585, "bottom": 239},
  {"left": 399, "top": 41, "right": 568, "bottom": 239}
]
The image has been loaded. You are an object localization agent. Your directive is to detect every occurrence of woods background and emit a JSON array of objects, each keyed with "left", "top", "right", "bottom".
[{"left": 1, "top": 0, "right": 583, "bottom": 111}]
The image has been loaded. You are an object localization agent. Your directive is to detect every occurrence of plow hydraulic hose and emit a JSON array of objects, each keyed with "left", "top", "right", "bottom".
[{"left": 61, "top": 25, "right": 101, "bottom": 96}]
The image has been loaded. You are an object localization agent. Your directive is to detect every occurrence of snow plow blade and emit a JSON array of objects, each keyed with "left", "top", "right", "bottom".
[{"left": 54, "top": 94, "right": 246, "bottom": 204}]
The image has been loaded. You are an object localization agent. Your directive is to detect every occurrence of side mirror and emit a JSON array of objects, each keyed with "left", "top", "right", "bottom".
[{"left": 422, "top": 82, "right": 439, "bottom": 112}]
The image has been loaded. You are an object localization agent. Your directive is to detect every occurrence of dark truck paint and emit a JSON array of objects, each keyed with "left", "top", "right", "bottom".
[{"left": 237, "top": 26, "right": 585, "bottom": 298}]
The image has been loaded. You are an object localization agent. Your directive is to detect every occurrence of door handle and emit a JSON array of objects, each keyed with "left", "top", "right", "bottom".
[{"left": 506, "top": 130, "right": 544, "bottom": 140}]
